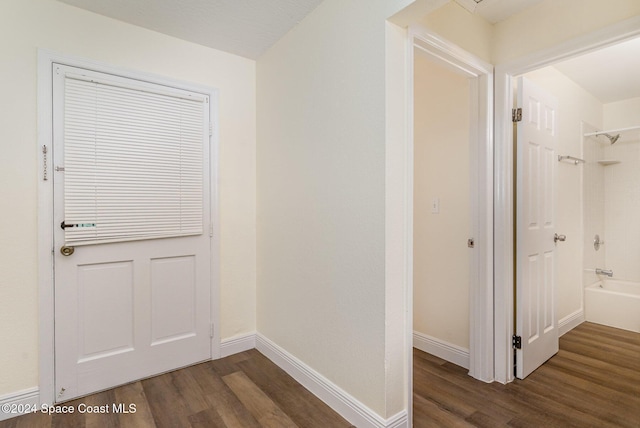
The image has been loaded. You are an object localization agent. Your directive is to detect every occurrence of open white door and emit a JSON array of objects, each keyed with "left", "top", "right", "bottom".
[
  {"left": 52, "top": 64, "right": 213, "bottom": 401},
  {"left": 515, "top": 76, "right": 559, "bottom": 379}
]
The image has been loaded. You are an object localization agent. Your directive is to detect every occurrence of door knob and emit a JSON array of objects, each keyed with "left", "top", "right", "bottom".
[
  {"left": 60, "top": 245, "right": 75, "bottom": 256},
  {"left": 554, "top": 233, "right": 566, "bottom": 243}
]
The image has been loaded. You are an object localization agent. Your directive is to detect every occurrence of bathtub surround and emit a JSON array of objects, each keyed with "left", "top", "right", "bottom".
[
  {"left": 601, "top": 98, "right": 640, "bottom": 282},
  {"left": 585, "top": 280, "right": 640, "bottom": 332},
  {"left": 583, "top": 124, "right": 607, "bottom": 290}
]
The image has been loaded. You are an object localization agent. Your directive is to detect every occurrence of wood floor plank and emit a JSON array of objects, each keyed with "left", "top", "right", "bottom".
[
  {"left": 83, "top": 389, "right": 119, "bottom": 428},
  {"left": 187, "top": 408, "right": 227, "bottom": 428},
  {"left": 236, "top": 350, "right": 353, "bottom": 428},
  {"left": 222, "top": 371, "right": 298, "bottom": 428},
  {"left": 141, "top": 371, "right": 198, "bottom": 428},
  {"left": 518, "top": 368, "right": 635, "bottom": 427},
  {"left": 187, "top": 362, "right": 262, "bottom": 428},
  {"left": 2, "top": 321, "right": 637, "bottom": 428},
  {"left": 412, "top": 393, "right": 475, "bottom": 428},
  {"left": 113, "top": 382, "right": 156, "bottom": 428},
  {"left": 414, "top": 322, "right": 640, "bottom": 428},
  {"left": 51, "top": 397, "right": 85, "bottom": 428}
]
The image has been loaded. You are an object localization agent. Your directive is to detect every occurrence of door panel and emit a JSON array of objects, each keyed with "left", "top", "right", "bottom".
[
  {"left": 77, "top": 261, "right": 134, "bottom": 361},
  {"left": 516, "top": 76, "right": 559, "bottom": 379},
  {"left": 151, "top": 256, "right": 197, "bottom": 345},
  {"left": 53, "top": 64, "right": 212, "bottom": 401}
]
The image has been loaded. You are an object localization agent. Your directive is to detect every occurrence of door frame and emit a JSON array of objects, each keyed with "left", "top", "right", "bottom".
[
  {"left": 494, "top": 16, "right": 640, "bottom": 383},
  {"left": 37, "top": 49, "right": 221, "bottom": 405},
  {"left": 408, "top": 26, "right": 495, "bottom": 382}
]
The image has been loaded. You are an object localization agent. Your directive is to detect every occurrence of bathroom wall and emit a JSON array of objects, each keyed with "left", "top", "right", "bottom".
[
  {"left": 601, "top": 98, "right": 640, "bottom": 281},
  {"left": 522, "top": 66, "right": 603, "bottom": 329},
  {"left": 413, "top": 51, "right": 470, "bottom": 351}
]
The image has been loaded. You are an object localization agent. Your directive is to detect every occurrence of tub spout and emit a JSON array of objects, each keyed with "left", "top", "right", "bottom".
[{"left": 595, "top": 268, "right": 613, "bottom": 277}]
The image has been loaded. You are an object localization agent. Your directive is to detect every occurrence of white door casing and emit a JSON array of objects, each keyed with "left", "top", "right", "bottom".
[
  {"left": 409, "top": 26, "right": 494, "bottom": 383},
  {"left": 515, "top": 76, "right": 559, "bottom": 379},
  {"left": 52, "top": 63, "right": 213, "bottom": 401}
]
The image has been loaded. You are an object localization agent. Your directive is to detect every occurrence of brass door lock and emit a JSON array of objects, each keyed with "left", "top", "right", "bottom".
[{"left": 60, "top": 246, "right": 75, "bottom": 256}]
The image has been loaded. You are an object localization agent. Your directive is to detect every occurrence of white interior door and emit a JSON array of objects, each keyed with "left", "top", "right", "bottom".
[
  {"left": 515, "top": 76, "right": 559, "bottom": 379},
  {"left": 52, "top": 64, "right": 212, "bottom": 401}
]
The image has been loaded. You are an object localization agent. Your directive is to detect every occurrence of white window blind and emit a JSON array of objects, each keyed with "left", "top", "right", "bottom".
[{"left": 63, "top": 73, "right": 206, "bottom": 246}]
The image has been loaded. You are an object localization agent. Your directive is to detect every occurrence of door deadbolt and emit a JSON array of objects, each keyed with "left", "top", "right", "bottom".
[{"left": 60, "top": 245, "right": 75, "bottom": 256}]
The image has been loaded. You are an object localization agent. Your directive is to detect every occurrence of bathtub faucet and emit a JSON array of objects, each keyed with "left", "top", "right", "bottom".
[{"left": 595, "top": 268, "right": 613, "bottom": 277}]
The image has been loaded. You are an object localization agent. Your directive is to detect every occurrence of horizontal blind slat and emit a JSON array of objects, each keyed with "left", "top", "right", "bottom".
[{"left": 64, "top": 76, "right": 205, "bottom": 246}]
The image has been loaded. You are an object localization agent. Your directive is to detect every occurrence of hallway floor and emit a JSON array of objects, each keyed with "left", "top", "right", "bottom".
[{"left": 414, "top": 322, "right": 640, "bottom": 427}]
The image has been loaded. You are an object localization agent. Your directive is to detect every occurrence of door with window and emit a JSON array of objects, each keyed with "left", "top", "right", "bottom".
[{"left": 52, "top": 64, "right": 212, "bottom": 401}]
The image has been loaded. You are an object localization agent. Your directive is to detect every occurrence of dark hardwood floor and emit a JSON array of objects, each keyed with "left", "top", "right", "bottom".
[
  {"left": 0, "top": 349, "right": 353, "bottom": 428},
  {"left": 2, "top": 322, "right": 638, "bottom": 427},
  {"left": 414, "top": 322, "right": 640, "bottom": 427}
]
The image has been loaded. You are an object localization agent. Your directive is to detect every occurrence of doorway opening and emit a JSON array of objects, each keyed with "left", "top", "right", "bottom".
[
  {"left": 409, "top": 26, "right": 494, "bottom": 384},
  {"left": 495, "top": 18, "right": 640, "bottom": 383}
]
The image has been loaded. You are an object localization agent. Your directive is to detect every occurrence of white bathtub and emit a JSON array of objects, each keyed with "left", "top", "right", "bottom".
[{"left": 585, "top": 280, "right": 640, "bottom": 333}]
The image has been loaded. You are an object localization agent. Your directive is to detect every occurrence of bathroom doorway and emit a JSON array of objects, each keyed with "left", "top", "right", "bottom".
[{"left": 497, "top": 25, "right": 640, "bottom": 382}]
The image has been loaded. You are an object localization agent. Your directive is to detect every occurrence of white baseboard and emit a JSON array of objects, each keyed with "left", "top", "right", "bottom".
[
  {"left": 413, "top": 331, "right": 470, "bottom": 370},
  {"left": 0, "top": 387, "right": 40, "bottom": 421},
  {"left": 256, "top": 333, "right": 408, "bottom": 428},
  {"left": 220, "top": 332, "right": 256, "bottom": 358},
  {"left": 559, "top": 309, "right": 584, "bottom": 337}
]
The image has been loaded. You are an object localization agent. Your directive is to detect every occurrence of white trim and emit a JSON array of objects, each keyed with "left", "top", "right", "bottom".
[
  {"left": 413, "top": 332, "right": 470, "bottom": 370},
  {"left": 37, "top": 49, "right": 221, "bottom": 404},
  {"left": 256, "top": 333, "right": 408, "bottom": 428},
  {"left": 494, "top": 15, "right": 640, "bottom": 384},
  {"left": 220, "top": 332, "right": 256, "bottom": 358},
  {"left": 559, "top": 310, "right": 584, "bottom": 337},
  {"left": 408, "top": 26, "right": 494, "bottom": 383},
  {"left": 0, "top": 388, "right": 40, "bottom": 422}
]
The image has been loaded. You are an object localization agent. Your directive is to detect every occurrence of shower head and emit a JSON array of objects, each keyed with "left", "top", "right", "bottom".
[
  {"left": 597, "top": 132, "right": 621, "bottom": 145},
  {"left": 607, "top": 133, "right": 621, "bottom": 145}
]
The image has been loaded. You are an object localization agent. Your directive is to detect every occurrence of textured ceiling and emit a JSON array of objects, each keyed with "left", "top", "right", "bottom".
[{"left": 57, "top": 0, "right": 324, "bottom": 59}]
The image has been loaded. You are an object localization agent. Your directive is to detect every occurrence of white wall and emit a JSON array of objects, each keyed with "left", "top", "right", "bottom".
[
  {"left": 0, "top": 0, "right": 256, "bottom": 396},
  {"left": 256, "top": 0, "right": 422, "bottom": 419},
  {"left": 418, "top": 1, "right": 493, "bottom": 63},
  {"left": 416, "top": 0, "right": 640, "bottom": 67},
  {"left": 493, "top": 0, "right": 640, "bottom": 64},
  {"left": 602, "top": 98, "right": 640, "bottom": 281},
  {"left": 413, "top": 52, "right": 470, "bottom": 350},
  {"left": 522, "top": 66, "right": 603, "bottom": 327}
]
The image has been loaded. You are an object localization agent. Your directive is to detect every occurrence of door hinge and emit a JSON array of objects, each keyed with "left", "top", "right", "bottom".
[
  {"left": 512, "top": 108, "right": 522, "bottom": 122},
  {"left": 512, "top": 335, "right": 522, "bottom": 349},
  {"left": 209, "top": 123, "right": 213, "bottom": 137},
  {"left": 210, "top": 323, "right": 214, "bottom": 339},
  {"left": 209, "top": 224, "right": 213, "bottom": 238}
]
